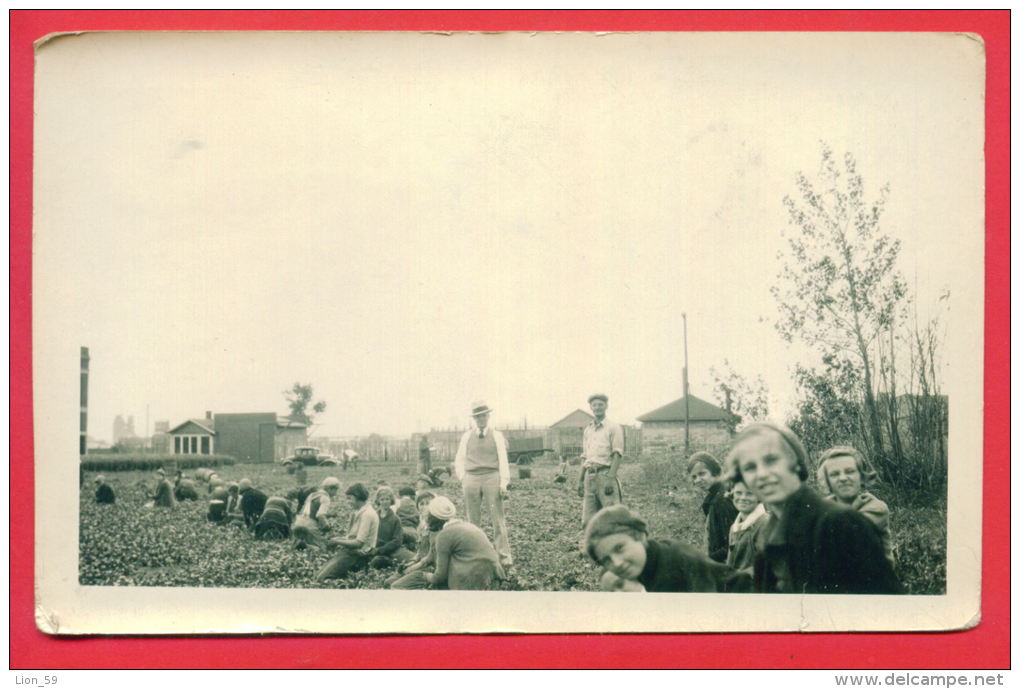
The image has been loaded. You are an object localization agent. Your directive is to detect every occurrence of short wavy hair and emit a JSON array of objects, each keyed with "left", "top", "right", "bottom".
[
  {"left": 815, "top": 446, "right": 878, "bottom": 494},
  {"left": 345, "top": 482, "right": 369, "bottom": 502},
  {"left": 373, "top": 485, "right": 396, "bottom": 509}
]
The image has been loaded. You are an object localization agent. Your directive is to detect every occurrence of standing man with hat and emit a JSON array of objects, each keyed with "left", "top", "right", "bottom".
[
  {"left": 453, "top": 400, "right": 513, "bottom": 573},
  {"left": 580, "top": 393, "right": 625, "bottom": 527}
]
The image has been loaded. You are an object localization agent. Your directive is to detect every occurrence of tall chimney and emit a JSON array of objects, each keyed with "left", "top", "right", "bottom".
[{"left": 80, "top": 347, "right": 89, "bottom": 456}]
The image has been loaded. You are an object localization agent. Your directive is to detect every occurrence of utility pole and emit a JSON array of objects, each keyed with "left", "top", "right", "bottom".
[{"left": 682, "top": 313, "right": 690, "bottom": 455}]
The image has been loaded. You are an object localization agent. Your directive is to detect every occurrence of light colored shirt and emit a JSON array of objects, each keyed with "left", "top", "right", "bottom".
[
  {"left": 300, "top": 489, "right": 331, "bottom": 520},
  {"left": 347, "top": 503, "right": 380, "bottom": 555},
  {"left": 454, "top": 426, "right": 510, "bottom": 491},
  {"left": 582, "top": 417, "right": 624, "bottom": 467}
]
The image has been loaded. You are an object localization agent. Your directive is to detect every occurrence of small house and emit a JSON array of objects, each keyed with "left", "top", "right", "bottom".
[{"left": 637, "top": 394, "right": 736, "bottom": 453}]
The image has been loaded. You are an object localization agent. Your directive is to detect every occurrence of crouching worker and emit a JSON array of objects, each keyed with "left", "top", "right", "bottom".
[
  {"left": 583, "top": 504, "right": 751, "bottom": 593},
  {"left": 293, "top": 477, "right": 341, "bottom": 550},
  {"left": 369, "top": 486, "right": 415, "bottom": 569},
  {"left": 255, "top": 496, "right": 294, "bottom": 541},
  {"left": 421, "top": 496, "right": 505, "bottom": 591},
  {"left": 174, "top": 471, "right": 200, "bottom": 502},
  {"left": 314, "top": 483, "right": 379, "bottom": 581},
  {"left": 150, "top": 469, "right": 177, "bottom": 508},
  {"left": 94, "top": 475, "right": 115, "bottom": 504}
]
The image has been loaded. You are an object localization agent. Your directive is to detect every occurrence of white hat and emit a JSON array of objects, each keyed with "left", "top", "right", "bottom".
[
  {"left": 428, "top": 496, "right": 457, "bottom": 520},
  {"left": 470, "top": 400, "right": 493, "bottom": 417}
]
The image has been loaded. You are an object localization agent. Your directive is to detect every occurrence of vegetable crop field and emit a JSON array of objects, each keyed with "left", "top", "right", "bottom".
[{"left": 79, "top": 458, "right": 945, "bottom": 593}]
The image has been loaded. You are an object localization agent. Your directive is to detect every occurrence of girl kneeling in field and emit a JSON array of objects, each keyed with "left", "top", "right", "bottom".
[
  {"left": 293, "top": 477, "right": 341, "bottom": 550},
  {"left": 816, "top": 446, "right": 894, "bottom": 564},
  {"left": 385, "top": 491, "right": 437, "bottom": 590},
  {"left": 584, "top": 504, "right": 751, "bottom": 593},
  {"left": 369, "top": 486, "right": 415, "bottom": 569}
]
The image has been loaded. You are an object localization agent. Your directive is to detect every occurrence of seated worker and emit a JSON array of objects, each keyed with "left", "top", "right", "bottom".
[
  {"left": 384, "top": 491, "right": 439, "bottom": 589},
  {"left": 394, "top": 485, "right": 420, "bottom": 549},
  {"left": 688, "top": 451, "right": 738, "bottom": 563},
  {"left": 255, "top": 496, "right": 294, "bottom": 541},
  {"left": 94, "top": 475, "right": 115, "bottom": 504},
  {"left": 726, "top": 479, "right": 769, "bottom": 574},
  {"left": 292, "top": 477, "right": 341, "bottom": 550},
  {"left": 583, "top": 504, "right": 751, "bottom": 593},
  {"left": 421, "top": 496, "right": 505, "bottom": 591},
  {"left": 173, "top": 471, "right": 200, "bottom": 501},
  {"left": 369, "top": 486, "right": 416, "bottom": 569},
  {"left": 726, "top": 423, "right": 901, "bottom": 594},
  {"left": 816, "top": 446, "right": 894, "bottom": 564},
  {"left": 238, "top": 478, "right": 269, "bottom": 530},
  {"left": 314, "top": 483, "right": 379, "bottom": 581}
]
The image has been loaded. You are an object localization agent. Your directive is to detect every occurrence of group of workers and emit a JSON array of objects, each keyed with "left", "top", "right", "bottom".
[{"left": 88, "top": 394, "right": 903, "bottom": 595}]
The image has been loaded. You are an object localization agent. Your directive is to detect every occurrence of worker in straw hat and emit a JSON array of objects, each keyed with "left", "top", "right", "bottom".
[{"left": 453, "top": 400, "right": 513, "bottom": 573}]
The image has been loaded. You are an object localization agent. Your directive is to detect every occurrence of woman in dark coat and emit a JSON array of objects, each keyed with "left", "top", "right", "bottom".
[
  {"left": 687, "top": 452, "right": 738, "bottom": 563},
  {"left": 725, "top": 422, "right": 901, "bottom": 595}
]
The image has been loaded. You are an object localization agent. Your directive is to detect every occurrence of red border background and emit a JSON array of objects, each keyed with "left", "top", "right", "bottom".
[{"left": 10, "top": 10, "right": 1009, "bottom": 669}]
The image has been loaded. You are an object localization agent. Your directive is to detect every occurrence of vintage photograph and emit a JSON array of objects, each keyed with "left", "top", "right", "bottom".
[{"left": 33, "top": 31, "right": 984, "bottom": 634}]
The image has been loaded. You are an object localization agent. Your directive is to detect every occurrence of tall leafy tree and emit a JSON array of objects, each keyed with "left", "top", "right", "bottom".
[
  {"left": 772, "top": 144, "right": 908, "bottom": 464},
  {"left": 284, "top": 383, "right": 327, "bottom": 426}
]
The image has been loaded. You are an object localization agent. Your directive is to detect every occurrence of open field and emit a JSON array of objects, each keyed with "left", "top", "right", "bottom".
[{"left": 79, "top": 458, "right": 945, "bottom": 593}]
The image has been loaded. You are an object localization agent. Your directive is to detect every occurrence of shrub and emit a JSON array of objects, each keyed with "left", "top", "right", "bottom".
[{"left": 81, "top": 453, "right": 236, "bottom": 472}]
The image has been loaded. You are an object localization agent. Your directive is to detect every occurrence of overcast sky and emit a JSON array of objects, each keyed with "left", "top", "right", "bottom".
[{"left": 34, "top": 32, "right": 983, "bottom": 440}]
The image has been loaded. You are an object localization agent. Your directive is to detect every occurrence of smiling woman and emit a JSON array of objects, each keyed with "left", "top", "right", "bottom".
[{"left": 725, "top": 423, "right": 902, "bottom": 595}]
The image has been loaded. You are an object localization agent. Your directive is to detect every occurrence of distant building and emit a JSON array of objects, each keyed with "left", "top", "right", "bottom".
[
  {"left": 167, "top": 411, "right": 308, "bottom": 462},
  {"left": 151, "top": 420, "right": 171, "bottom": 453},
  {"left": 637, "top": 394, "right": 736, "bottom": 454},
  {"left": 548, "top": 409, "right": 594, "bottom": 458},
  {"left": 167, "top": 414, "right": 216, "bottom": 456},
  {"left": 112, "top": 414, "right": 136, "bottom": 443}
]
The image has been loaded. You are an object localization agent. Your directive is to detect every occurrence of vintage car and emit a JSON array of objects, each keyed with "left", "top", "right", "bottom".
[{"left": 280, "top": 446, "right": 335, "bottom": 467}]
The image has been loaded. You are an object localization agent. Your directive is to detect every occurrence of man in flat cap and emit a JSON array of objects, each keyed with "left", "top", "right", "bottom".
[
  {"left": 453, "top": 400, "right": 513, "bottom": 572},
  {"left": 579, "top": 393, "right": 625, "bottom": 526}
]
